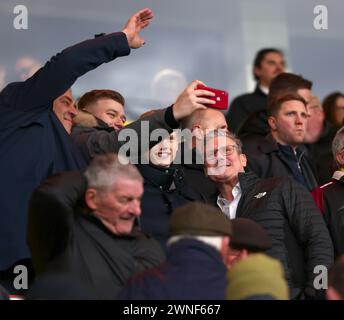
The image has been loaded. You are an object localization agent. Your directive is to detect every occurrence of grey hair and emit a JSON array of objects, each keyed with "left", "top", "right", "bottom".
[
  {"left": 332, "top": 126, "right": 344, "bottom": 163},
  {"left": 204, "top": 129, "right": 243, "bottom": 154},
  {"left": 84, "top": 154, "right": 143, "bottom": 191}
]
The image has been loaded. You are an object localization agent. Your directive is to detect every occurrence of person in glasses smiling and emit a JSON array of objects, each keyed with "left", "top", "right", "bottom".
[{"left": 203, "top": 129, "right": 333, "bottom": 300}]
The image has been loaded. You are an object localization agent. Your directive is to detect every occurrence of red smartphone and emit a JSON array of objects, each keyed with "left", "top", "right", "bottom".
[{"left": 196, "top": 84, "right": 229, "bottom": 110}]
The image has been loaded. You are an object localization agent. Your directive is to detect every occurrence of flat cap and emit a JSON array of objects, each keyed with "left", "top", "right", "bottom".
[{"left": 170, "top": 202, "right": 232, "bottom": 237}]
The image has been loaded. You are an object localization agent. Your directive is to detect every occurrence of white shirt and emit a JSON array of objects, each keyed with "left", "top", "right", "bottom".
[
  {"left": 332, "top": 170, "right": 344, "bottom": 181},
  {"left": 216, "top": 183, "right": 242, "bottom": 220},
  {"left": 259, "top": 85, "right": 269, "bottom": 95}
]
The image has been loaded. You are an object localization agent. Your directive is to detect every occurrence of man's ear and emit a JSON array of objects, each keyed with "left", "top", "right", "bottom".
[
  {"left": 335, "top": 152, "right": 344, "bottom": 168},
  {"left": 238, "top": 249, "right": 249, "bottom": 261},
  {"left": 85, "top": 188, "right": 98, "bottom": 211},
  {"left": 220, "top": 236, "right": 230, "bottom": 264},
  {"left": 268, "top": 115, "right": 277, "bottom": 131},
  {"left": 240, "top": 153, "right": 247, "bottom": 168},
  {"left": 253, "top": 66, "right": 261, "bottom": 80}
]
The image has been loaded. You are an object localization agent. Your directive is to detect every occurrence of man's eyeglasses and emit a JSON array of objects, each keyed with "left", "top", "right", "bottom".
[{"left": 206, "top": 145, "right": 238, "bottom": 161}]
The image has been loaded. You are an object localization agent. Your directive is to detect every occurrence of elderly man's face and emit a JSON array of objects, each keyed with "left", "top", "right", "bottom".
[
  {"left": 90, "top": 178, "right": 143, "bottom": 235},
  {"left": 204, "top": 136, "right": 247, "bottom": 183}
]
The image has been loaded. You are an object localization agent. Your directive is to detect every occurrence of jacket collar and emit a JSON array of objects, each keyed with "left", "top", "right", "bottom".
[
  {"left": 260, "top": 133, "right": 308, "bottom": 158},
  {"left": 237, "top": 171, "right": 259, "bottom": 192},
  {"left": 138, "top": 164, "right": 178, "bottom": 188},
  {"left": 253, "top": 84, "right": 268, "bottom": 97}
]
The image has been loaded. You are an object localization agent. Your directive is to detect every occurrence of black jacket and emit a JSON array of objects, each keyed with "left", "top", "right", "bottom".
[
  {"left": 27, "top": 172, "right": 165, "bottom": 299},
  {"left": 243, "top": 133, "right": 319, "bottom": 191},
  {"left": 237, "top": 109, "right": 269, "bottom": 139},
  {"left": 312, "top": 172, "right": 344, "bottom": 258},
  {"left": 226, "top": 85, "right": 267, "bottom": 134},
  {"left": 137, "top": 164, "right": 203, "bottom": 249},
  {"left": 306, "top": 121, "right": 337, "bottom": 185},
  {"left": 177, "top": 145, "right": 219, "bottom": 203},
  {"left": 230, "top": 172, "right": 333, "bottom": 299}
]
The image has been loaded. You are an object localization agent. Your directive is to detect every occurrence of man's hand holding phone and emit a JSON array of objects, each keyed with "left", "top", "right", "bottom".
[
  {"left": 172, "top": 80, "right": 216, "bottom": 120},
  {"left": 195, "top": 84, "right": 229, "bottom": 110}
]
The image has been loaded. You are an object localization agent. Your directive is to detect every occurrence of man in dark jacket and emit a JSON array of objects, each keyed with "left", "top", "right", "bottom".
[
  {"left": 0, "top": 8, "right": 155, "bottom": 289},
  {"left": 0, "top": 8, "right": 213, "bottom": 291},
  {"left": 204, "top": 130, "right": 334, "bottom": 299},
  {"left": 239, "top": 72, "right": 313, "bottom": 140},
  {"left": 27, "top": 154, "right": 165, "bottom": 299},
  {"left": 243, "top": 92, "right": 319, "bottom": 191},
  {"left": 312, "top": 127, "right": 344, "bottom": 258},
  {"left": 119, "top": 202, "right": 233, "bottom": 300},
  {"left": 226, "top": 48, "right": 285, "bottom": 134}
]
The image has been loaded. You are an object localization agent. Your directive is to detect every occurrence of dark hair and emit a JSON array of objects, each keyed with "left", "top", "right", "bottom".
[
  {"left": 253, "top": 48, "right": 284, "bottom": 81},
  {"left": 268, "top": 73, "right": 312, "bottom": 106},
  {"left": 322, "top": 92, "right": 344, "bottom": 127},
  {"left": 267, "top": 92, "right": 307, "bottom": 117},
  {"left": 329, "top": 256, "right": 344, "bottom": 298},
  {"left": 77, "top": 89, "right": 125, "bottom": 110}
]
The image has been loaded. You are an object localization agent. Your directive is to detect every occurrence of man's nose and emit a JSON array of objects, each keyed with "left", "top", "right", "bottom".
[
  {"left": 131, "top": 201, "right": 141, "bottom": 217},
  {"left": 70, "top": 104, "right": 78, "bottom": 116},
  {"left": 295, "top": 114, "right": 304, "bottom": 124}
]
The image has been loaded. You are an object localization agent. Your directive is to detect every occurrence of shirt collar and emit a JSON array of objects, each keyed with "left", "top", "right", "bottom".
[
  {"left": 217, "top": 183, "right": 241, "bottom": 205},
  {"left": 259, "top": 85, "right": 269, "bottom": 95},
  {"left": 332, "top": 170, "right": 344, "bottom": 181}
]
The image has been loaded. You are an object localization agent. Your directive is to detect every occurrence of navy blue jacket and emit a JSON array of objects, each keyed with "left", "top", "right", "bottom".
[
  {"left": 0, "top": 32, "right": 130, "bottom": 269},
  {"left": 137, "top": 164, "right": 203, "bottom": 250},
  {"left": 119, "top": 239, "right": 227, "bottom": 300}
]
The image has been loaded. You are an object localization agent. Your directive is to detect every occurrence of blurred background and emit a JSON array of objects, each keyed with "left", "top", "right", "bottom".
[{"left": 0, "top": 0, "right": 343, "bottom": 120}]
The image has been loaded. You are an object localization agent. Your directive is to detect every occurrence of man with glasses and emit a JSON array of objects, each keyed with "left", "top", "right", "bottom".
[{"left": 203, "top": 129, "right": 333, "bottom": 300}]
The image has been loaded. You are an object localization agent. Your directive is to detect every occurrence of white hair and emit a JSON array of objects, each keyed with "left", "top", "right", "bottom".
[
  {"left": 332, "top": 127, "right": 344, "bottom": 166},
  {"left": 84, "top": 153, "right": 143, "bottom": 191}
]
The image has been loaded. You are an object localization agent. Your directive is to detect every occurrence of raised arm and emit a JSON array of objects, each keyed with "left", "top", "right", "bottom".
[
  {"left": 0, "top": 8, "right": 154, "bottom": 112},
  {"left": 27, "top": 172, "right": 87, "bottom": 275}
]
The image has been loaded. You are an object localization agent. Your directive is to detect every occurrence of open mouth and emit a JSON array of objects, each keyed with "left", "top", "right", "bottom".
[
  {"left": 114, "top": 125, "right": 123, "bottom": 131},
  {"left": 157, "top": 152, "right": 171, "bottom": 157},
  {"left": 120, "top": 216, "right": 134, "bottom": 221}
]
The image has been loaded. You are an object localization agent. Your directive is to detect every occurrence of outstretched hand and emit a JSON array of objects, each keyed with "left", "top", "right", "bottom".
[{"left": 122, "top": 8, "right": 154, "bottom": 49}]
